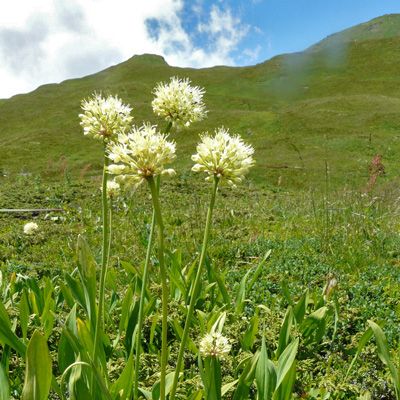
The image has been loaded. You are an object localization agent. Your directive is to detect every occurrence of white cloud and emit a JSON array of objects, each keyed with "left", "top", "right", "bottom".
[
  {"left": 242, "top": 45, "right": 262, "bottom": 63},
  {"left": 0, "top": 0, "right": 250, "bottom": 98}
]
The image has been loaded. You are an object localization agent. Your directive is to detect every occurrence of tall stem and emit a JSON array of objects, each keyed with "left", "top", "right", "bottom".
[
  {"left": 93, "top": 143, "right": 110, "bottom": 375},
  {"left": 134, "top": 197, "right": 157, "bottom": 398},
  {"left": 170, "top": 176, "right": 219, "bottom": 400},
  {"left": 133, "top": 123, "right": 171, "bottom": 398},
  {"left": 147, "top": 176, "right": 169, "bottom": 400}
]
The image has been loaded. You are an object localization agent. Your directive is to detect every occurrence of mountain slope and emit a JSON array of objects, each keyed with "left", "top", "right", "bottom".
[{"left": 1, "top": 14, "right": 400, "bottom": 190}]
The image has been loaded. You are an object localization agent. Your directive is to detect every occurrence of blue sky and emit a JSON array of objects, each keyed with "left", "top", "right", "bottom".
[
  {"left": 1, "top": 0, "right": 400, "bottom": 98},
  {"left": 177, "top": 0, "right": 400, "bottom": 65}
]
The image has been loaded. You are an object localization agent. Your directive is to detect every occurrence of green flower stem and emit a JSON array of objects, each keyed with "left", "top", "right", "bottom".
[
  {"left": 93, "top": 143, "right": 111, "bottom": 376},
  {"left": 170, "top": 176, "right": 220, "bottom": 400},
  {"left": 133, "top": 199, "right": 157, "bottom": 399},
  {"left": 134, "top": 124, "right": 170, "bottom": 398},
  {"left": 147, "top": 175, "right": 169, "bottom": 400}
]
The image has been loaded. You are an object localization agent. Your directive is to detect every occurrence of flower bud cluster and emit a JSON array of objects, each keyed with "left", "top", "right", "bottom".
[
  {"left": 107, "top": 124, "right": 176, "bottom": 187},
  {"left": 79, "top": 93, "right": 133, "bottom": 141},
  {"left": 192, "top": 127, "right": 255, "bottom": 186},
  {"left": 152, "top": 77, "right": 207, "bottom": 128},
  {"left": 199, "top": 332, "right": 231, "bottom": 360}
]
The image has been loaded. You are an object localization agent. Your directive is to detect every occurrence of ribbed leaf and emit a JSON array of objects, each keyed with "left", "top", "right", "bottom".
[
  {"left": 255, "top": 337, "right": 276, "bottom": 400},
  {"left": 0, "top": 364, "right": 9, "bottom": 400},
  {"left": 276, "top": 338, "right": 299, "bottom": 390},
  {"left": 21, "top": 330, "right": 52, "bottom": 400}
]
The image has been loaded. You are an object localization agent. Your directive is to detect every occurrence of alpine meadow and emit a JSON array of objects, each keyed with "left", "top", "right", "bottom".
[{"left": 2, "top": 13, "right": 400, "bottom": 400}]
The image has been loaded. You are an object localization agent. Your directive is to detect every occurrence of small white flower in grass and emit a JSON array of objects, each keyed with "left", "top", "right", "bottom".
[
  {"left": 23, "top": 222, "right": 38, "bottom": 235},
  {"left": 199, "top": 332, "right": 231, "bottom": 360},
  {"left": 192, "top": 127, "right": 255, "bottom": 187},
  {"left": 152, "top": 77, "right": 207, "bottom": 128},
  {"left": 108, "top": 123, "right": 176, "bottom": 187},
  {"left": 79, "top": 93, "right": 133, "bottom": 141}
]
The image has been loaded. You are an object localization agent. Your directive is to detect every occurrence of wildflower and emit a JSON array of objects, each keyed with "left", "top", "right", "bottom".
[
  {"left": 107, "top": 123, "right": 176, "bottom": 187},
  {"left": 323, "top": 276, "right": 338, "bottom": 299},
  {"left": 199, "top": 332, "right": 231, "bottom": 359},
  {"left": 79, "top": 93, "right": 133, "bottom": 141},
  {"left": 192, "top": 127, "right": 255, "bottom": 186},
  {"left": 152, "top": 77, "right": 207, "bottom": 128},
  {"left": 101, "top": 179, "right": 120, "bottom": 198},
  {"left": 23, "top": 222, "right": 38, "bottom": 235}
]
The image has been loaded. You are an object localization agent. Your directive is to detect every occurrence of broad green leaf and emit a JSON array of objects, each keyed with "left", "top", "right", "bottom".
[
  {"left": 65, "top": 274, "right": 86, "bottom": 312},
  {"left": 211, "top": 312, "right": 227, "bottom": 334},
  {"left": 276, "top": 338, "right": 299, "bottom": 390},
  {"left": 26, "top": 278, "right": 44, "bottom": 315},
  {"left": 213, "top": 269, "right": 231, "bottom": 305},
  {"left": 0, "top": 300, "right": 11, "bottom": 328},
  {"left": 234, "top": 269, "right": 252, "bottom": 315},
  {"left": 22, "top": 330, "right": 52, "bottom": 400},
  {"left": 274, "top": 361, "right": 296, "bottom": 400},
  {"left": 0, "top": 313, "right": 26, "bottom": 356},
  {"left": 276, "top": 307, "right": 293, "bottom": 358},
  {"left": 151, "top": 372, "right": 175, "bottom": 400},
  {"left": 301, "top": 306, "right": 330, "bottom": 345},
  {"left": 139, "top": 388, "right": 152, "bottom": 400},
  {"left": 58, "top": 329, "right": 76, "bottom": 374},
  {"left": 0, "top": 364, "right": 9, "bottom": 400},
  {"left": 368, "top": 320, "right": 400, "bottom": 397},
  {"left": 241, "top": 314, "right": 259, "bottom": 351},
  {"left": 59, "top": 282, "right": 75, "bottom": 308},
  {"left": 233, "top": 353, "right": 259, "bottom": 400},
  {"left": 255, "top": 337, "right": 276, "bottom": 400},
  {"left": 293, "top": 290, "right": 308, "bottom": 324},
  {"left": 110, "top": 352, "right": 134, "bottom": 400},
  {"left": 221, "top": 379, "right": 238, "bottom": 397}
]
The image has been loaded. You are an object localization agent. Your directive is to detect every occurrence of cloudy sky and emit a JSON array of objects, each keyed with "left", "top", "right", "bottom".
[{"left": 1, "top": 0, "right": 400, "bottom": 98}]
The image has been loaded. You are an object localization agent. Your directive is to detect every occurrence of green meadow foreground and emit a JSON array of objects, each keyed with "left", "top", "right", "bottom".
[
  {"left": 1, "top": 170, "right": 400, "bottom": 398},
  {"left": 1, "top": 13, "right": 400, "bottom": 400}
]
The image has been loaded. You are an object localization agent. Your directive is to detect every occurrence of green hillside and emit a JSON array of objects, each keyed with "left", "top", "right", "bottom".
[{"left": 1, "top": 14, "right": 400, "bottom": 190}]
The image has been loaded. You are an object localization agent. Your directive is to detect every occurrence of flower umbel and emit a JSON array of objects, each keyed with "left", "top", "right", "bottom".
[
  {"left": 107, "top": 123, "right": 176, "bottom": 187},
  {"left": 192, "top": 127, "right": 255, "bottom": 186},
  {"left": 199, "top": 332, "right": 231, "bottom": 360},
  {"left": 152, "top": 77, "right": 207, "bottom": 128},
  {"left": 79, "top": 93, "right": 133, "bottom": 141},
  {"left": 23, "top": 222, "right": 39, "bottom": 235}
]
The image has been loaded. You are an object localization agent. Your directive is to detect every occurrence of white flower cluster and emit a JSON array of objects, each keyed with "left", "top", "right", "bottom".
[
  {"left": 107, "top": 123, "right": 176, "bottom": 187},
  {"left": 23, "top": 222, "right": 38, "bottom": 235},
  {"left": 79, "top": 93, "right": 133, "bottom": 141},
  {"left": 192, "top": 127, "right": 255, "bottom": 186},
  {"left": 199, "top": 332, "right": 231, "bottom": 360},
  {"left": 152, "top": 77, "right": 207, "bottom": 128}
]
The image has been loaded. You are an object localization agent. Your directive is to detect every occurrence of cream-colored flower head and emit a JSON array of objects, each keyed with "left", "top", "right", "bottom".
[
  {"left": 101, "top": 180, "right": 120, "bottom": 198},
  {"left": 192, "top": 127, "right": 255, "bottom": 187},
  {"left": 23, "top": 222, "right": 39, "bottom": 235},
  {"left": 152, "top": 77, "right": 207, "bottom": 128},
  {"left": 199, "top": 332, "right": 231, "bottom": 359},
  {"left": 107, "top": 123, "right": 176, "bottom": 187},
  {"left": 79, "top": 93, "right": 133, "bottom": 141}
]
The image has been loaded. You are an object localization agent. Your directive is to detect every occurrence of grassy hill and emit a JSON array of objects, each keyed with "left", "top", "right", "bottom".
[{"left": 1, "top": 14, "right": 400, "bottom": 190}]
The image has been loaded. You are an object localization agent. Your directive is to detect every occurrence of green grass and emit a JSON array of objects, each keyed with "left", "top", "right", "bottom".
[
  {"left": 1, "top": 173, "right": 400, "bottom": 398},
  {"left": 1, "top": 14, "right": 400, "bottom": 190}
]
